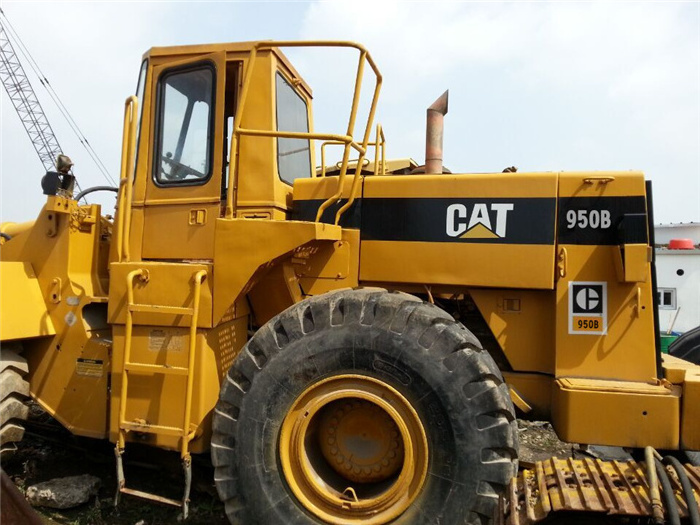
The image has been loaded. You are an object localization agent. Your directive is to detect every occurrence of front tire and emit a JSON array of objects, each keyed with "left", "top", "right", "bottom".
[
  {"left": 212, "top": 289, "right": 518, "bottom": 524},
  {"left": 0, "top": 346, "right": 30, "bottom": 458}
]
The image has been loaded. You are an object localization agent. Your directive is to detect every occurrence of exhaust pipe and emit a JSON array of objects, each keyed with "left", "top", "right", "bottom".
[{"left": 425, "top": 90, "right": 448, "bottom": 174}]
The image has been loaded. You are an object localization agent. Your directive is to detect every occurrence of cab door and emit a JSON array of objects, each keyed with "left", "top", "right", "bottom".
[{"left": 141, "top": 52, "right": 226, "bottom": 260}]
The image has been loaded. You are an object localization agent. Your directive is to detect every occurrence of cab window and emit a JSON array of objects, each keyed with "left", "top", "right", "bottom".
[
  {"left": 276, "top": 72, "right": 311, "bottom": 185},
  {"left": 155, "top": 64, "right": 214, "bottom": 185},
  {"left": 134, "top": 60, "right": 148, "bottom": 168}
]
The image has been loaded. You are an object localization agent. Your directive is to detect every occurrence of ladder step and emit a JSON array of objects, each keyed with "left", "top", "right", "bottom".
[
  {"left": 124, "top": 363, "right": 189, "bottom": 376},
  {"left": 119, "top": 487, "right": 181, "bottom": 507},
  {"left": 120, "top": 421, "right": 185, "bottom": 437},
  {"left": 129, "top": 304, "right": 194, "bottom": 315}
]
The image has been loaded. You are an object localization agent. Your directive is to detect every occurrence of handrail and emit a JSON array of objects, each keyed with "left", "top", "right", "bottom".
[
  {"left": 320, "top": 140, "right": 344, "bottom": 177},
  {"left": 374, "top": 124, "right": 386, "bottom": 176},
  {"left": 181, "top": 269, "right": 207, "bottom": 457},
  {"left": 115, "top": 96, "right": 138, "bottom": 262},
  {"left": 224, "top": 41, "right": 383, "bottom": 226},
  {"left": 319, "top": 130, "right": 384, "bottom": 179},
  {"left": 117, "top": 267, "right": 147, "bottom": 451}
]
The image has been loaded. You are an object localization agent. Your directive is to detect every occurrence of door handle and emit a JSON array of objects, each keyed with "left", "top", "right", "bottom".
[{"left": 188, "top": 209, "right": 207, "bottom": 225}]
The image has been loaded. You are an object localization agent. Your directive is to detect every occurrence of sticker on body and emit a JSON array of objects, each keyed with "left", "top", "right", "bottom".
[{"left": 568, "top": 282, "right": 607, "bottom": 335}]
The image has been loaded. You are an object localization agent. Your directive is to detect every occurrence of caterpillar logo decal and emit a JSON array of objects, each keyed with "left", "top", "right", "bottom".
[
  {"left": 446, "top": 203, "right": 514, "bottom": 239},
  {"left": 569, "top": 281, "right": 607, "bottom": 335},
  {"left": 294, "top": 197, "right": 557, "bottom": 245}
]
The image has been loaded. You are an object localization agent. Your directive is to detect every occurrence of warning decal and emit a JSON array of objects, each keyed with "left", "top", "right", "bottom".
[
  {"left": 76, "top": 358, "right": 103, "bottom": 378},
  {"left": 149, "top": 329, "right": 185, "bottom": 352},
  {"left": 569, "top": 282, "right": 607, "bottom": 335}
]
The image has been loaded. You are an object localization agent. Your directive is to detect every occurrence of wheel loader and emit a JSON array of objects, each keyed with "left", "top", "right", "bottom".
[{"left": 1, "top": 40, "right": 699, "bottom": 524}]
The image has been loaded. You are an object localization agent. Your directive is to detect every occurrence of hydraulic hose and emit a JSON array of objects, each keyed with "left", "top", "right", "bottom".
[
  {"left": 664, "top": 455, "right": 700, "bottom": 525},
  {"left": 74, "top": 185, "right": 118, "bottom": 202},
  {"left": 0, "top": 232, "right": 10, "bottom": 241},
  {"left": 655, "top": 457, "right": 681, "bottom": 525},
  {"left": 645, "top": 447, "right": 665, "bottom": 524}
]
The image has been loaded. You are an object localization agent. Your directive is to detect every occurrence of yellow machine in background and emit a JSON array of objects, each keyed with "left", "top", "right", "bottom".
[{"left": 1, "top": 41, "right": 699, "bottom": 524}]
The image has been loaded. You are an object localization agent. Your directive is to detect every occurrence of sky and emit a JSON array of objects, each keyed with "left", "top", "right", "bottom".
[{"left": 1, "top": 0, "right": 698, "bottom": 225}]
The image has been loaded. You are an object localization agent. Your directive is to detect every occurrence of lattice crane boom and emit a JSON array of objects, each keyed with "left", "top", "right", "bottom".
[{"left": 0, "top": 19, "right": 63, "bottom": 172}]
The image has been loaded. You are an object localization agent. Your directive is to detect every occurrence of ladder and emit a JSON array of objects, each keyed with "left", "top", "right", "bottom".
[{"left": 114, "top": 268, "right": 207, "bottom": 518}]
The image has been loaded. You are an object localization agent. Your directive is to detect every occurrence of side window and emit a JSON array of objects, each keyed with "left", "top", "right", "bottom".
[
  {"left": 155, "top": 64, "right": 214, "bottom": 185},
  {"left": 132, "top": 60, "right": 148, "bottom": 176},
  {"left": 276, "top": 72, "right": 311, "bottom": 185}
]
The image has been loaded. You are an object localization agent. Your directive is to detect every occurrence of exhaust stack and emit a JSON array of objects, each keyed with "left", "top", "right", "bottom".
[{"left": 425, "top": 90, "right": 449, "bottom": 174}]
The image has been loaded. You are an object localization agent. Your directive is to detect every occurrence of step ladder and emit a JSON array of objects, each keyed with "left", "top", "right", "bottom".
[{"left": 114, "top": 268, "right": 207, "bottom": 519}]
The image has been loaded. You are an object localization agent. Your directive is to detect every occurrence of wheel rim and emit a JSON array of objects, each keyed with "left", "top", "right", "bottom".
[{"left": 279, "top": 374, "right": 428, "bottom": 524}]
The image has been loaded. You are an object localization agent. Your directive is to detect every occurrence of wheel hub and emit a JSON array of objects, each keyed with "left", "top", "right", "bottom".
[
  {"left": 318, "top": 398, "right": 404, "bottom": 484},
  {"left": 279, "top": 375, "right": 428, "bottom": 525}
]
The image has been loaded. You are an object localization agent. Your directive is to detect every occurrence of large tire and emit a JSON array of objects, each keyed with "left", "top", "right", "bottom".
[
  {"left": 212, "top": 289, "right": 518, "bottom": 525},
  {"left": 669, "top": 325, "right": 700, "bottom": 365},
  {"left": 0, "top": 347, "right": 30, "bottom": 457}
]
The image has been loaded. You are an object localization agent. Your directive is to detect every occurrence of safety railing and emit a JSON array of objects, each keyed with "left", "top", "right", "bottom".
[
  {"left": 319, "top": 124, "right": 386, "bottom": 178},
  {"left": 224, "top": 41, "right": 383, "bottom": 226},
  {"left": 115, "top": 95, "right": 138, "bottom": 262}
]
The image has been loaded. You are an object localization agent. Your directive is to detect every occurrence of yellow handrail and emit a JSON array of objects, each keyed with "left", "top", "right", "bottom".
[
  {"left": 115, "top": 96, "right": 138, "bottom": 262},
  {"left": 181, "top": 269, "right": 207, "bottom": 458},
  {"left": 224, "top": 41, "right": 383, "bottom": 226},
  {"left": 319, "top": 130, "right": 384, "bottom": 179},
  {"left": 374, "top": 124, "right": 386, "bottom": 176},
  {"left": 117, "top": 267, "right": 147, "bottom": 451}
]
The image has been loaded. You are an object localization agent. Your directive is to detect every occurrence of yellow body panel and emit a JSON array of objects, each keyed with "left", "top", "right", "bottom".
[
  {"left": 554, "top": 172, "right": 657, "bottom": 383},
  {"left": 554, "top": 249, "right": 657, "bottom": 382},
  {"left": 470, "top": 290, "right": 555, "bottom": 374},
  {"left": 358, "top": 172, "right": 558, "bottom": 290},
  {"left": 109, "top": 325, "right": 230, "bottom": 453},
  {"left": 662, "top": 353, "right": 696, "bottom": 384},
  {"left": 0, "top": 261, "right": 56, "bottom": 340},
  {"left": 1, "top": 200, "right": 111, "bottom": 438},
  {"left": 552, "top": 378, "right": 680, "bottom": 449},
  {"left": 212, "top": 218, "right": 341, "bottom": 324},
  {"left": 681, "top": 371, "right": 700, "bottom": 450},
  {"left": 361, "top": 242, "right": 556, "bottom": 290},
  {"left": 108, "top": 261, "right": 213, "bottom": 328}
]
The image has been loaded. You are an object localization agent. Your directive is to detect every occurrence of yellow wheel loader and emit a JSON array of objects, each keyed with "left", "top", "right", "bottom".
[{"left": 1, "top": 41, "right": 699, "bottom": 524}]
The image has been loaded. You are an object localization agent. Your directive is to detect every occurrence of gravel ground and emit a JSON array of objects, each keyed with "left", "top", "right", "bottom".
[{"left": 2, "top": 411, "right": 578, "bottom": 525}]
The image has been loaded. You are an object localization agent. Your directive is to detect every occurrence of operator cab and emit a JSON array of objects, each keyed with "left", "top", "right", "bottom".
[{"left": 120, "top": 42, "right": 316, "bottom": 262}]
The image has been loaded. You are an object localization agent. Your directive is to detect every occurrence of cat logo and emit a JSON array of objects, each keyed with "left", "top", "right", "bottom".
[{"left": 446, "top": 203, "right": 514, "bottom": 239}]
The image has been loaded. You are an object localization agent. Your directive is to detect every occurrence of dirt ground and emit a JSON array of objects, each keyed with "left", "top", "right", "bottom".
[{"left": 2, "top": 411, "right": 577, "bottom": 525}]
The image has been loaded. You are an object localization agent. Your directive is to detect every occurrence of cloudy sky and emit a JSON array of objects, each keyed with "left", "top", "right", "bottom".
[{"left": 1, "top": 0, "right": 698, "bottom": 224}]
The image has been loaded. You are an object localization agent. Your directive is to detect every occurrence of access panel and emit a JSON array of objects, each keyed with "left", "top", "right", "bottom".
[{"left": 359, "top": 172, "right": 559, "bottom": 290}]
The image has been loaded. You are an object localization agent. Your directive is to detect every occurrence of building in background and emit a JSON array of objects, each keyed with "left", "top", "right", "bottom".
[{"left": 654, "top": 222, "right": 699, "bottom": 334}]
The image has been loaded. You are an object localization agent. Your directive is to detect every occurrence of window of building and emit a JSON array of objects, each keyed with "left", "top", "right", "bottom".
[
  {"left": 155, "top": 64, "right": 214, "bottom": 185},
  {"left": 657, "top": 288, "right": 677, "bottom": 309},
  {"left": 276, "top": 72, "right": 311, "bottom": 185}
]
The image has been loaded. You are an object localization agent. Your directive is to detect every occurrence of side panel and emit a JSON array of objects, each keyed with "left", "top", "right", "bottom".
[
  {"left": 469, "top": 289, "right": 555, "bottom": 374},
  {"left": 554, "top": 172, "right": 657, "bottom": 382},
  {"left": 1, "top": 200, "right": 112, "bottom": 438},
  {"left": 108, "top": 322, "right": 241, "bottom": 453},
  {"left": 359, "top": 173, "right": 558, "bottom": 290},
  {"left": 552, "top": 378, "right": 680, "bottom": 449},
  {"left": 0, "top": 261, "right": 55, "bottom": 341}
]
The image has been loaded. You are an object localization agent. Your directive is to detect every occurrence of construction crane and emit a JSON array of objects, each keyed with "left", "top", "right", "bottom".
[
  {"left": 0, "top": 9, "right": 115, "bottom": 194},
  {"left": 0, "top": 18, "right": 65, "bottom": 173}
]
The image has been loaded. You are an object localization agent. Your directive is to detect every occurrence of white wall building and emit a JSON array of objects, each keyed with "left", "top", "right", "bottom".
[{"left": 654, "top": 223, "right": 699, "bottom": 334}]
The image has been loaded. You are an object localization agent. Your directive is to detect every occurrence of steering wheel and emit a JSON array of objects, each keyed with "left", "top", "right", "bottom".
[{"left": 161, "top": 155, "right": 205, "bottom": 181}]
